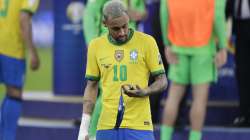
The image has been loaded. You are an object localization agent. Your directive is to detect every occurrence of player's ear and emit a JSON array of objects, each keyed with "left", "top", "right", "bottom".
[{"left": 102, "top": 16, "right": 108, "bottom": 27}]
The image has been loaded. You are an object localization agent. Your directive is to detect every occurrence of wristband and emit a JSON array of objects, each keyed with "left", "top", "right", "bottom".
[{"left": 77, "top": 113, "right": 91, "bottom": 140}]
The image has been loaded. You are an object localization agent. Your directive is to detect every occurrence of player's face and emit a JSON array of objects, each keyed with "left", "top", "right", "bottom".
[{"left": 104, "top": 13, "right": 130, "bottom": 42}]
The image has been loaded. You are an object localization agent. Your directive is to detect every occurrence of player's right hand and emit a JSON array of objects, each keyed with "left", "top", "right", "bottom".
[
  {"left": 164, "top": 47, "right": 178, "bottom": 64},
  {"left": 84, "top": 135, "right": 89, "bottom": 140},
  {"left": 78, "top": 129, "right": 89, "bottom": 140},
  {"left": 127, "top": 9, "right": 145, "bottom": 22},
  {"left": 29, "top": 47, "right": 40, "bottom": 71}
]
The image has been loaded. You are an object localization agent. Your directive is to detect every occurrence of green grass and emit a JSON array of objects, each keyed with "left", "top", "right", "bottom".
[
  {"left": 25, "top": 48, "right": 52, "bottom": 91},
  {"left": 0, "top": 47, "right": 52, "bottom": 101}
]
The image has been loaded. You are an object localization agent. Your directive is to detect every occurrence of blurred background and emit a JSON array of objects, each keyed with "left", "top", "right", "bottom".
[
  {"left": 0, "top": 0, "right": 53, "bottom": 95},
  {"left": 1, "top": 0, "right": 249, "bottom": 140}
]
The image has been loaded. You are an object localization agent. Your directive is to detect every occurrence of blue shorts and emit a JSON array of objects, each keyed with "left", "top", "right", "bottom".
[
  {"left": 0, "top": 54, "right": 26, "bottom": 88},
  {"left": 96, "top": 128, "right": 155, "bottom": 140}
]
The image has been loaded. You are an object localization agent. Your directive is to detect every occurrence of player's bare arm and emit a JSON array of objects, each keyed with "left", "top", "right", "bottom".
[
  {"left": 20, "top": 11, "right": 40, "bottom": 70},
  {"left": 122, "top": 74, "right": 167, "bottom": 97},
  {"left": 83, "top": 80, "right": 99, "bottom": 114},
  {"left": 78, "top": 80, "right": 98, "bottom": 140}
]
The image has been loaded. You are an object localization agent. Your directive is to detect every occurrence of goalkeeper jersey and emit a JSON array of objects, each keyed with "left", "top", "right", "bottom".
[{"left": 160, "top": 0, "right": 227, "bottom": 55}]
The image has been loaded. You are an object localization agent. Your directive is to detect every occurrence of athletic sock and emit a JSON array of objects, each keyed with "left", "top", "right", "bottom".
[
  {"left": 189, "top": 130, "right": 202, "bottom": 140},
  {"left": 160, "top": 125, "right": 174, "bottom": 140},
  {"left": 0, "top": 96, "right": 22, "bottom": 140}
]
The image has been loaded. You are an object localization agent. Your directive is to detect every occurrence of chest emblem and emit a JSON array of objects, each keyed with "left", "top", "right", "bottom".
[
  {"left": 130, "top": 49, "right": 138, "bottom": 64},
  {"left": 130, "top": 50, "right": 138, "bottom": 60},
  {"left": 114, "top": 50, "right": 124, "bottom": 62}
]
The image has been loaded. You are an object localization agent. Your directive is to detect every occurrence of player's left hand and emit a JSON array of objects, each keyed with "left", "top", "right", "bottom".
[{"left": 122, "top": 84, "right": 148, "bottom": 98}]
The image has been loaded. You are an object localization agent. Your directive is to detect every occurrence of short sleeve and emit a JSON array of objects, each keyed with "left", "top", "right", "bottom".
[
  {"left": 21, "top": 0, "right": 40, "bottom": 14},
  {"left": 145, "top": 36, "right": 165, "bottom": 76},
  {"left": 85, "top": 40, "right": 100, "bottom": 81}
]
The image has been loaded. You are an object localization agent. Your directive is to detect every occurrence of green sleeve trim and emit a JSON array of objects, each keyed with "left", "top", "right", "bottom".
[
  {"left": 151, "top": 69, "right": 165, "bottom": 77},
  {"left": 214, "top": 0, "right": 227, "bottom": 49},
  {"left": 160, "top": 0, "right": 171, "bottom": 47},
  {"left": 85, "top": 75, "right": 100, "bottom": 81},
  {"left": 20, "top": 9, "right": 34, "bottom": 15}
]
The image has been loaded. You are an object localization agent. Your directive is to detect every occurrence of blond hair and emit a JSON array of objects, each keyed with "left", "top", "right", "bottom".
[{"left": 103, "top": 0, "right": 127, "bottom": 21}]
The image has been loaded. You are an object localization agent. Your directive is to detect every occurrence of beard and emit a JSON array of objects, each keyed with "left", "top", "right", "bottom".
[{"left": 115, "top": 35, "right": 127, "bottom": 43}]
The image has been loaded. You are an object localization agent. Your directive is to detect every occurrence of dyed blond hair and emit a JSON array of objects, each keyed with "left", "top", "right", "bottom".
[{"left": 103, "top": 0, "right": 127, "bottom": 21}]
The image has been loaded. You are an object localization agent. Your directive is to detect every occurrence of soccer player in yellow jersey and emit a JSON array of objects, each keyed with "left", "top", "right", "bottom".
[
  {"left": 0, "top": 0, "right": 40, "bottom": 139},
  {"left": 83, "top": 0, "right": 147, "bottom": 140},
  {"left": 78, "top": 1, "right": 167, "bottom": 140}
]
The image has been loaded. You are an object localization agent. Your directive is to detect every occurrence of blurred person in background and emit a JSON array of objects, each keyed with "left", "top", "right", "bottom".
[
  {"left": 82, "top": 0, "right": 147, "bottom": 139},
  {"left": 160, "top": 0, "right": 227, "bottom": 140},
  {"left": 0, "top": 0, "right": 40, "bottom": 140},
  {"left": 226, "top": 0, "right": 250, "bottom": 127},
  {"left": 78, "top": 1, "right": 167, "bottom": 140}
]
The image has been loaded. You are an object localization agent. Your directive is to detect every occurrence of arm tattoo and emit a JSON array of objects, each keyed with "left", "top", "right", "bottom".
[
  {"left": 146, "top": 74, "right": 167, "bottom": 96},
  {"left": 83, "top": 99, "right": 95, "bottom": 114}
]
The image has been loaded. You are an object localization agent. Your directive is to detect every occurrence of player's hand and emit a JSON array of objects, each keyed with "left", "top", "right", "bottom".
[
  {"left": 122, "top": 84, "right": 148, "bottom": 98},
  {"left": 127, "top": 8, "right": 146, "bottom": 22},
  {"left": 78, "top": 133, "right": 89, "bottom": 140},
  {"left": 84, "top": 135, "right": 89, "bottom": 140},
  {"left": 214, "top": 48, "right": 227, "bottom": 68},
  {"left": 164, "top": 47, "right": 178, "bottom": 64},
  {"left": 29, "top": 47, "right": 40, "bottom": 71}
]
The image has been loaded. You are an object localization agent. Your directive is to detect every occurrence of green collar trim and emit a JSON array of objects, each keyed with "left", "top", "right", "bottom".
[{"left": 108, "top": 28, "right": 134, "bottom": 46}]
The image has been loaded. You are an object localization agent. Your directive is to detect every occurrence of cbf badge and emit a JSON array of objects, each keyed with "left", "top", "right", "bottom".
[
  {"left": 114, "top": 50, "right": 124, "bottom": 62},
  {"left": 130, "top": 49, "right": 138, "bottom": 64}
]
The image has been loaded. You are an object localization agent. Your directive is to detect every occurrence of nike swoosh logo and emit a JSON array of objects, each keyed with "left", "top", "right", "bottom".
[{"left": 99, "top": 56, "right": 110, "bottom": 61}]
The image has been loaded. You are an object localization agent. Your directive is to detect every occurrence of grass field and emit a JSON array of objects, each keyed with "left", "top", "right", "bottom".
[{"left": 0, "top": 47, "right": 52, "bottom": 101}]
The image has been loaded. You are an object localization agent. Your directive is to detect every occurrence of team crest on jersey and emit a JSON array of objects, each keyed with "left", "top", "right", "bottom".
[
  {"left": 114, "top": 50, "right": 124, "bottom": 62},
  {"left": 130, "top": 49, "right": 138, "bottom": 64}
]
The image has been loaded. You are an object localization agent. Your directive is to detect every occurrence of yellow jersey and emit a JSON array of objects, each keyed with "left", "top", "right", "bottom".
[
  {"left": 0, "top": 0, "right": 39, "bottom": 59},
  {"left": 86, "top": 29, "right": 165, "bottom": 130}
]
